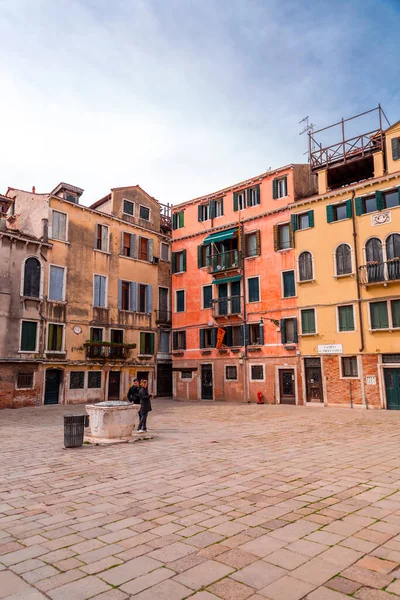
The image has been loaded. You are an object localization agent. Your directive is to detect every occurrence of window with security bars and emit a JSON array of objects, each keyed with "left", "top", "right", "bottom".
[
  {"left": 70, "top": 372, "right": 84, "bottom": 389},
  {"left": 16, "top": 372, "right": 34, "bottom": 389},
  {"left": 88, "top": 372, "right": 101, "bottom": 388},
  {"left": 250, "top": 365, "right": 264, "bottom": 380},
  {"left": 341, "top": 357, "right": 358, "bottom": 378},
  {"left": 181, "top": 370, "right": 192, "bottom": 379},
  {"left": 225, "top": 366, "right": 237, "bottom": 380}
]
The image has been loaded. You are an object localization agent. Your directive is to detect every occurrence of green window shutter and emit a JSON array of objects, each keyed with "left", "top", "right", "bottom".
[
  {"left": 209, "top": 200, "right": 216, "bottom": 219},
  {"left": 355, "top": 197, "right": 364, "bottom": 216},
  {"left": 182, "top": 331, "right": 186, "bottom": 349},
  {"left": 392, "top": 137, "right": 400, "bottom": 161},
  {"left": 301, "top": 309, "right": 315, "bottom": 334},
  {"left": 199, "top": 329, "right": 205, "bottom": 349},
  {"left": 149, "top": 333, "right": 154, "bottom": 355},
  {"left": 179, "top": 211, "right": 184, "bottom": 227},
  {"left": 172, "top": 214, "right": 177, "bottom": 230},
  {"left": 392, "top": 300, "right": 400, "bottom": 328},
  {"left": 370, "top": 301, "right": 389, "bottom": 329},
  {"left": 173, "top": 331, "right": 178, "bottom": 349},
  {"left": 233, "top": 193, "right": 238, "bottom": 212},
  {"left": 326, "top": 204, "right": 335, "bottom": 223},
  {"left": 291, "top": 214, "right": 298, "bottom": 232},
  {"left": 339, "top": 306, "right": 354, "bottom": 331},
  {"left": 289, "top": 223, "right": 294, "bottom": 249},
  {"left": 198, "top": 245, "right": 204, "bottom": 268},
  {"left": 346, "top": 199, "right": 352, "bottom": 219},
  {"left": 211, "top": 328, "right": 217, "bottom": 347},
  {"left": 272, "top": 179, "right": 278, "bottom": 199},
  {"left": 283, "top": 271, "right": 295, "bottom": 298},
  {"left": 280, "top": 319, "right": 286, "bottom": 344},
  {"left": 172, "top": 252, "right": 177, "bottom": 274},
  {"left": 376, "top": 190, "right": 384, "bottom": 211},
  {"left": 198, "top": 205, "right": 202, "bottom": 222},
  {"left": 256, "top": 185, "right": 260, "bottom": 205},
  {"left": 182, "top": 249, "right": 187, "bottom": 272},
  {"left": 308, "top": 210, "right": 314, "bottom": 228},
  {"left": 293, "top": 319, "right": 298, "bottom": 343},
  {"left": 21, "top": 321, "right": 37, "bottom": 351},
  {"left": 140, "top": 333, "right": 145, "bottom": 354}
]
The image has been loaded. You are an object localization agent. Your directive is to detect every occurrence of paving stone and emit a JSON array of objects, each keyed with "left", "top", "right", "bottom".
[
  {"left": 325, "top": 576, "right": 362, "bottom": 594},
  {"left": 0, "top": 570, "right": 32, "bottom": 598},
  {"left": 80, "top": 556, "right": 123, "bottom": 575},
  {"left": 354, "top": 555, "right": 398, "bottom": 574},
  {"left": 189, "top": 593, "right": 220, "bottom": 600},
  {"left": 120, "top": 567, "right": 175, "bottom": 595},
  {"left": 47, "top": 575, "right": 111, "bottom": 600},
  {"left": 125, "top": 579, "right": 191, "bottom": 600},
  {"left": 317, "top": 545, "right": 363, "bottom": 569},
  {"left": 264, "top": 548, "right": 310, "bottom": 570},
  {"left": 148, "top": 541, "right": 196, "bottom": 562},
  {"left": 174, "top": 559, "right": 234, "bottom": 590},
  {"left": 22, "top": 565, "right": 59, "bottom": 583},
  {"left": 239, "top": 535, "right": 287, "bottom": 558},
  {"left": 231, "top": 560, "right": 287, "bottom": 589},
  {"left": 1, "top": 545, "right": 48, "bottom": 566},
  {"left": 99, "top": 555, "right": 162, "bottom": 586},
  {"left": 340, "top": 566, "right": 394, "bottom": 589},
  {"left": 166, "top": 552, "right": 206, "bottom": 573},
  {"left": 291, "top": 558, "right": 342, "bottom": 586},
  {"left": 259, "top": 574, "right": 316, "bottom": 600},
  {"left": 208, "top": 577, "right": 255, "bottom": 600},
  {"left": 305, "top": 588, "right": 350, "bottom": 599},
  {"left": 89, "top": 591, "right": 128, "bottom": 600},
  {"left": 216, "top": 548, "right": 259, "bottom": 569},
  {"left": 354, "top": 588, "right": 396, "bottom": 599},
  {"left": 385, "top": 578, "right": 400, "bottom": 594},
  {"left": 185, "top": 531, "right": 225, "bottom": 548}
]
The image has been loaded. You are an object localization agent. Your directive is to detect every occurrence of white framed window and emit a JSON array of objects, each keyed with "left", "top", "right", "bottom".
[
  {"left": 369, "top": 300, "right": 400, "bottom": 330},
  {"left": 215, "top": 199, "right": 224, "bottom": 217},
  {"left": 48, "top": 265, "right": 66, "bottom": 301},
  {"left": 340, "top": 356, "right": 359, "bottom": 379},
  {"left": 93, "top": 274, "right": 108, "bottom": 308},
  {"left": 16, "top": 372, "right": 35, "bottom": 389},
  {"left": 250, "top": 364, "right": 265, "bottom": 381},
  {"left": 161, "top": 242, "right": 170, "bottom": 261},
  {"left": 46, "top": 323, "right": 65, "bottom": 353},
  {"left": 180, "top": 369, "right": 192, "bottom": 380},
  {"left": 337, "top": 305, "right": 356, "bottom": 332},
  {"left": 298, "top": 251, "right": 314, "bottom": 282},
  {"left": 247, "top": 276, "right": 260, "bottom": 303},
  {"left": 19, "top": 320, "right": 39, "bottom": 352},
  {"left": 199, "top": 204, "right": 209, "bottom": 221},
  {"left": 139, "top": 205, "right": 150, "bottom": 221},
  {"left": 123, "top": 199, "right": 135, "bottom": 216},
  {"left": 51, "top": 210, "right": 68, "bottom": 241},
  {"left": 95, "top": 224, "right": 109, "bottom": 252},
  {"left": 277, "top": 177, "right": 287, "bottom": 198},
  {"left": 300, "top": 308, "right": 317, "bottom": 335},
  {"left": 175, "top": 289, "right": 186, "bottom": 313},
  {"left": 237, "top": 191, "right": 246, "bottom": 210},
  {"left": 225, "top": 366, "right": 238, "bottom": 381}
]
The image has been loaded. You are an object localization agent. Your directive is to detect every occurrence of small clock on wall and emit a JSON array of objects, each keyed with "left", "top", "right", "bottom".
[{"left": 73, "top": 326, "right": 82, "bottom": 334}]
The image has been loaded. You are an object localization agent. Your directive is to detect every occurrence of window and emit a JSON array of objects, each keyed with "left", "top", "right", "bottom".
[
  {"left": 247, "top": 277, "right": 260, "bottom": 303},
  {"left": 355, "top": 191, "right": 397, "bottom": 215},
  {"left": 341, "top": 357, "right": 358, "bottom": 378},
  {"left": 203, "top": 285, "right": 213, "bottom": 309},
  {"left": 47, "top": 324, "right": 64, "bottom": 352},
  {"left": 123, "top": 199, "right": 134, "bottom": 216},
  {"left": 200, "top": 328, "right": 215, "bottom": 349},
  {"left": 215, "top": 199, "right": 224, "bottom": 217},
  {"left": 366, "top": 237, "right": 383, "bottom": 263},
  {"left": 160, "top": 331, "right": 170, "bottom": 353},
  {"left": 173, "top": 211, "right": 184, "bottom": 230},
  {"left": 370, "top": 301, "right": 389, "bottom": 330},
  {"left": 172, "top": 250, "right": 186, "bottom": 273},
  {"left": 88, "top": 372, "right": 102, "bottom": 388},
  {"left": 176, "top": 290, "right": 185, "bottom": 312},
  {"left": 93, "top": 275, "right": 107, "bottom": 308},
  {"left": 223, "top": 325, "right": 242, "bottom": 347},
  {"left": 387, "top": 233, "right": 400, "bottom": 260},
  {"left": 245, "top": 231, "right": 260, "bottom": 257},
  {"left": 233, "top": 191, "right": 246, "bottom": 211},
  {"left": 327, "top": 200, "right": 352, "bottom": 223},
  {"left": 23, "top": 257, "right": 41, "bottom": 298},
  {"left": 338, "top": 305, "right": 355, "bottom": 331},
  {"left": 95, "top": 224, "right": 109, "bottom": 252},
  {"left": 364, "top": 196, "right": 377, "bottom": 214},
  {"left": 298, "top": 252, "right": 313, "bottom": 281},
  {"left": 247, "top": 186, "right": 260, "bottom": 207},
  {"left": 121, "top": 232, "right": 136, "bottom": 258},
  {"left": 392, "top": 300, "right": 400, "bottom": 328},
  {"left": 52, "top": 210, "right": 67, "bottom": 241},
  {"left": 281, "top": 318, "right": 298, "bottom": 344},
  {"left": 119, "top": 280, "right": 135, "bottom": 311},
  {"left": 198, "top": 204, "right": 209, "bottom": 222},
  {"left": 20, "top": 321, "right": 37, "bottom": 352},
  {"left": 138, "top": 283, "right": 152, "bottom": 313},
  {"left": 292, "top": 210, "right": 314, "bottom": 231},
  {"left": 282, "top": 271, "right": 295, "bottom": 298},
  {"left": 249, "top": 324, "right": 261, "bottom": 345},
  {"left": 140, "top": 332, "right": 155, "bottom": 355},
  {"left": 181, "top": 369, "right": 192, "bottom": 379},
  {"left": 275, "top": 223, "right": 291, "bottom": 251},
  {"left": 161, "top": 243, "right": 169, "bottom": 261},
  {"left": 273, "top": 177, "right": 287, "bottom": 199},
  {"left": 139, "top": 205, "right": 150, "bottom": 221},
  {"left": 65, "top": 193, "right": 77, "bottom": 203},
  {"left": 383, "top": 190, "right": 400, "bottom": 209},
  {"left": 139, "top": 237, "right": 153, "bottom": 262},
  {"left": 226, "top": 366, "right": 238, "bottom": 380},
  {"left": 111, "top": 329, "right": 123, "bottom": 344},
  {"left": 197, "top": 244, "right": 211, "bottom": 268},
  {"left": 49, "top": 265, "right": 65, "bottom": 301},
  {"left": 336, "top": 244, "right": 352, "bottom": 276},
  {"left": 173, "top": 331, "right": 186, "bottom": 350},
  {"left": 70, "top": 372, "right": 84, "bottom": 389},
  {"left": 250, "top": 365, "right": 264, "bottom": 381},
  {"left": 90, "top": 327, "right": 103, "bottom": 342},
  {"left": 16, "top": 372, "right": 34, "bottom": 389},
  {"left": 301, "top": 309, "right": 316, "bottom": 335}
]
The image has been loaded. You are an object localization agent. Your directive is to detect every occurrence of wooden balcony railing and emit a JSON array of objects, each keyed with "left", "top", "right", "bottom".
[
  {"left": 212, "top": 296, "right": 243, "bottom": 318},
  {"left": 207, "top": 250, "right": 242, "bottom": 273},
  {"left": 84, "top": 342, "right": 135, "bottom": 360},
  {"left": 359, "top": 261, "right": 400, "bottom": 285}
]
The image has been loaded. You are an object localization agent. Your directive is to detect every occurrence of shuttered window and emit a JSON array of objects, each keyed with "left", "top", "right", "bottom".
[
  {"left": 282, "top": 271, "right": 295, "bottom": 298},
  {"left": 370, "top": 301, "right": 389, "bottom": 329},
  {"left": 95, "top": 224, "right": 109, "bottom": 251},
  {"left": 392, "top": 137, "right": 400, "bottom": 161},
  {"left": 173, "top": 211, "right": 185, "bottom": 229},
  {"left": 274, "top": 223, "right": 292, "bottom": 251},
  {"left": 20, "top": 321, "right": 37, "bottom": 351},
  {"left": 140, "top": 332, "right": 155, "bottom": 354},
  {"left": 121, "top": 232, "right": 137, "bottom": 258},
  {"left": 272, "top": 177, "right": 287, "bottom": 199},
  {"left": 139, "top": 205, "right": 150, "bottom": 221},
  {"left": 247, "top": 186, "right": 260, "bottom": 207},
  {"left": 23, "top": 258, "right": 41, "bottom": 298},
  {"left": 245, "top": 231, "right": 261, "bottom": 257},
  {"left": 298, "top": 252, "right": 313, "bottom": 281},
  {"left": 392, "top": 300, "right": 400, "bottom": 328},
  {"left": 247, "top": 277, "right": 260, "bottom": 302},
  {"left": 338, "top": 305, "right": 355, "bottom": 331},
  {"left": 203, "top": 285, "right": 212, "bottom": 309},
  {"left": 172, "top": 250, "right": 186, "bottom": 273},
  {"left": 280, "top": 318, "right": 298, "bottom": 344},
  {"left": 336, "top": 244, "right": 352, "bottom": 275},
  {"left": 301, "top": 309, "right": 316, "bottom": 334},
  {"left": 327, "top": 201, "right": 351, "bottom": 222},
  {"left": 52, "top": 211, "right": 67, "bottom": 241},
  {"left": 49, "top": 265, "right": 65, "bottom": 301},
  {"left": 47, "top": 324, "right": 64, "bottom": 352},
  {"left": 173, "top": 331, "right": 186, "bottom": 350},
  {"left": 137, "top": 283, "right": 152, "bottom": 313},
  {"left": 176, "top": 290, "right": 185, "bottom": 312},
  {"left": 341, "top": 357, "right": 358, "bottom": 378},
  {"left": 93, "top": 275, "right": 107, "bottom": 307}
]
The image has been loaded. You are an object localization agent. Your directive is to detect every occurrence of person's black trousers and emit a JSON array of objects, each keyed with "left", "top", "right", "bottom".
[{"left": 138, "top": 411, "right": 148, "bottom": 431}]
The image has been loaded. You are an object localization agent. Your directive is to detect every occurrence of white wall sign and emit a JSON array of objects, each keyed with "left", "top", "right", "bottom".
[
  {"left": 318, "top": 344, "right": 343, "bottom": 354},
  {"left": 371, "top": 211, "right": 391, "bottom": 226},
  {"left": 366, "top": 375, "right": 376, "bottom": 385}
]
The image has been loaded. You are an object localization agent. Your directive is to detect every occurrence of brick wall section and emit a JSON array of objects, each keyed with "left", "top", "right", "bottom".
[
  {"left": 363, "top": 354, "right": 381, "bottom": 408},
  {"left": 322, "top": 354, "right": 381, "bottom": 408}
]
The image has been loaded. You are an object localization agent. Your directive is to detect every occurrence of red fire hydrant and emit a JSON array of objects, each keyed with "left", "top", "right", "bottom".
[{"left": 257, "top": 391, "right": 264, "bottom": 404}]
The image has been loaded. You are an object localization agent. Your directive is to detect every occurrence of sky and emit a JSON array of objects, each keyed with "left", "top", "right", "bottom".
[{"left": 0, "top": 0, "right": 399, "bottom": 207}]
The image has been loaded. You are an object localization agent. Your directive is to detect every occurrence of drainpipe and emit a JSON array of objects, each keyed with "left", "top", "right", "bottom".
[
  {"left": 240, "top": 221, "right": 249, "bottom": 403},
  {"left": 351, "top": 191, "right": 368, "bottom": 409}
]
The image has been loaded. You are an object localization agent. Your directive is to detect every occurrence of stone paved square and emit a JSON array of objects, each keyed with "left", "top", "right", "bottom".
[{"left": 2, "top": 401, "right": 400, "bottom": 599}]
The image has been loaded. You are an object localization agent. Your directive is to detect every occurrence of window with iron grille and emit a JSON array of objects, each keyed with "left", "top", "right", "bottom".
[
  {"left": 225, "top": 366, "right": 237, "bottom": 380},
  {"left": 250, "top": 365, "right": 264, "bottom": 380},
  {"left": 181, "top": 369, "right": 192, "bottom": 379},
  {"left": 88, "top": 372, "right": 101, "bottom": 388},
  {"left": 16, "top": 372, "right": 34, "bottom": 389},
  {"left": 341, "top": 357, "right": 358, "bottom": 378},
  {"left": 70, "top": 372, "right": 85, "bottom": 389}
]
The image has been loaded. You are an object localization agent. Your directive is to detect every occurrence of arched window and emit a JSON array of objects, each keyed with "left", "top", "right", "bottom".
[
  {"left": 299, "top": 251, "right": 313, "bottom": 282},
  {"left": 336, "top": 244, "right": 352, "bottom": 276},
  {"left": 23, "top": 258, "right": 41, "bottom": 298},
  {"left": 365, "top": 238, "right": 383, "bottom": 263},
  {"left": 386, "top": 233, "right": 400, "bottom": 260}
]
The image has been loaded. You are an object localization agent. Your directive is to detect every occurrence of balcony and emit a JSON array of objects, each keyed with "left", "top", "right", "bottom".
[
  {"left": 359, "top": 261, "right": 400, "bottom": 285},
  {"left": 85, "top": 342, "right": 135, "bottom": 360},
  {"left": 155, "top": 309, "right": 172, "bottom": 324},
  {"left": 212, "top": 296, "right": 243, "bottom": 318},
  {"left": 207, "top": 250, "right": 242, "bottom": 274}
]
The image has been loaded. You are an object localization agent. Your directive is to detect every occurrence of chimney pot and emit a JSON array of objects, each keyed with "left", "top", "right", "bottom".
[{"left": 32, "top": 186, "right": 36, "bottom": 194}]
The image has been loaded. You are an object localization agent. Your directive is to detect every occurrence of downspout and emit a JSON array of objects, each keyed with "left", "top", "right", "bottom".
[
  {"left": 351, "top": 191, "right": 368, "bottom": 409},
  {"left": 240, "top": 221, "right": 249, "bottom": 403}
]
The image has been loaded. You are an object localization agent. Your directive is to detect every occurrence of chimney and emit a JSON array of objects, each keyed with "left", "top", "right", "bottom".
[
  {"left": 32, "top": 186, "right": 36, "bottom": 194},
  {"left": 42, "top": 218, "right": 48, "bottom": 243}
]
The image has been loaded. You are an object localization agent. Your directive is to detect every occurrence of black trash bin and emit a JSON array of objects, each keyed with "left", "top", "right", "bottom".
[{"left": 64, "top": 414, "right": 89, "bottom": 448}]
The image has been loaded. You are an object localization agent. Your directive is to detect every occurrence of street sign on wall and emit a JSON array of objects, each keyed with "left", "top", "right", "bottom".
[{"left": 317, "top": 344, "right": 343, "bottom": 354}]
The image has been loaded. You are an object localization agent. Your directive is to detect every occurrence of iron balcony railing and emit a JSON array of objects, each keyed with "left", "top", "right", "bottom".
[
  {"left": 85, "top": 342, "right": 132, "bottom": 360},
  {"left": 359, "top": 260, "right": 400, "bottom": 285},
  {"left": 212, "top": 295, "right": 243, "bottom": 318},
  {"left": 156, "top": 309, "right": 172, "bottom": 323},
  {"left": 207, "top": 250, "right": 242, "bottom": 273}
]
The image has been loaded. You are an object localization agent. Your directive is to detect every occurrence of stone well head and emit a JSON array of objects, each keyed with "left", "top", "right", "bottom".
[{"left": 85, "top": 401, "right": 139, "bottom": 440}]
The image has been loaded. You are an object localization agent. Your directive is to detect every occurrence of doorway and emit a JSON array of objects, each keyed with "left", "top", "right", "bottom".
[
  {"left": 201, "top": 364, "right": 213, "bottom": 400},
  {"left": 385, "top": 368, "right": 400, "bottom": 410},
  {"left": 108, "top": 371, "right": 121, "bottom": 400},
  {"left": 158, "top": 288, "right": 169, "bottom": 321},
  {"left": 157, "top": 364, "right": 172, "bottom": 397},
  {"left": 279, "top": 369, "right": 296, "bottom": 405},
  {"left": 44, "top": 369, "right": 62, "bottom": 405},
  {"left": 305, "top": 358, "right": 324, "bottom": 403}
]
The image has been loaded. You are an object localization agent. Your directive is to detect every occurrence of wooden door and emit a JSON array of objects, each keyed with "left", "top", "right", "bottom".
[
  {"left": 385, "top": 369, "right": 400, "bottom": 410},
  {"left": 279, "top": 369, "right": 296, "bottom": 405},
  {"left": 108, "top": 372, "right": 121, "bottom": 400},
  {"left": 201, "top": 364, "right": 213, "bottom": 400},
  {"left": 157, "top": 364, "right": 172, "bottom": 397},
  {"left": 44, "top": 369, "right": 61, "bottom": 405},
  {"left": 305, "top": 358, "right": 323, "bottom": 403}
]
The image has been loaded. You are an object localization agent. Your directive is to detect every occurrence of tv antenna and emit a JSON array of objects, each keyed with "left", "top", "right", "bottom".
[{"left": 299, "top": 116, "right": 316, "bottom": 159}]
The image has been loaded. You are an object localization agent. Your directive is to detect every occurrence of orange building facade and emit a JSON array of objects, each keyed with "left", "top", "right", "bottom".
[{"left": 171, "top": 164, "right": 316, "bottom": 404}]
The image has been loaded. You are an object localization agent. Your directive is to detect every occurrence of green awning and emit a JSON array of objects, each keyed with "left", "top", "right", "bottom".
[
  {"left": 203, "top": 227, "right": 238, "bottom": 245},
  {"left": 213, "top": 275, "right": 242, "bottom": 285}
]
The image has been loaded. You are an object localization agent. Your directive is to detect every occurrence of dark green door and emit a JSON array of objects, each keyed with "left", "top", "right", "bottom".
[
  {"left": 385, "top": 369, "right": 400, "bottom": 410},
  {"left": 44, "top": 369, "right": 61, "bottom": 405}
]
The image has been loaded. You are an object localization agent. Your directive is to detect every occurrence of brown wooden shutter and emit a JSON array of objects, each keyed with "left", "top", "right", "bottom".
[
  {"left": 289, "top": 223, "right": 294, "bottom": 249},
  {"left": 243, "top": 233, "right": 248, "bottom": 257},
  {"left": 255, "top": 230, "right": 261, "bottom": 256},
  {"left": 273, "top": 225, "right": 279, "bottom": 252}
]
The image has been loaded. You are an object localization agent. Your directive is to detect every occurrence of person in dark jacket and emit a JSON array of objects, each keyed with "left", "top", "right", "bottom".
[
  {"left": 137, "top": 379, "right": 152, "bottom": 432},
  {"left": 127, "top": 378, "right": 140, "bottom": 404}
]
